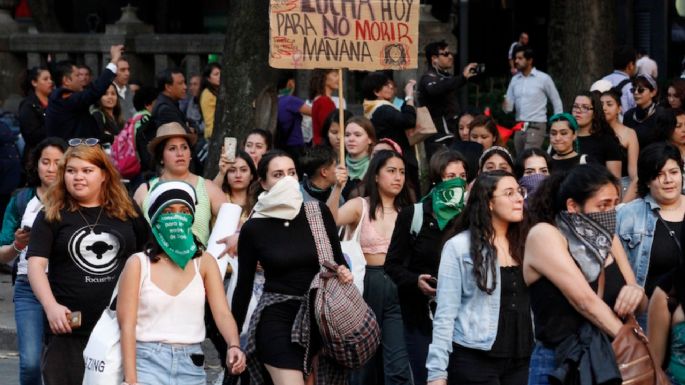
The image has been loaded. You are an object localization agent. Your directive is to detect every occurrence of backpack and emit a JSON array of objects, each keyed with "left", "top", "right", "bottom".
[
  {"left": 612, "top": 78, "right": 632, "bottom": 96},
  {"left": 111, "top": 114, "right": 147, "bottom": 179},
  {"left": 303, "top": 202, "right": 381, "bottom": 369}
]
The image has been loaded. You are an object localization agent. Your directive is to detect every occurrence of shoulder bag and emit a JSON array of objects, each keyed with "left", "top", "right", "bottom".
[
  {"left": 339, "top": 198, "right": 367, "bottom": 293},
  {"left": 303, "top": 202, "right": 381, "bottom": 369}
]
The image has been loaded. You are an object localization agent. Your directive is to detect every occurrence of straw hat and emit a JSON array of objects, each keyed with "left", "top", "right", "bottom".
[{"left": 147, "top": 122, "right": 197, "bottom": 154}]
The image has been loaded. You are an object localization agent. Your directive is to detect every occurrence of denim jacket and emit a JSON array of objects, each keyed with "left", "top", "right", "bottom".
[
  {"left": 426, "top": 231, "right": 501, "bottom": 381},
  {"left": 616, "top": 195, "right": 659, "bottom": 288}
]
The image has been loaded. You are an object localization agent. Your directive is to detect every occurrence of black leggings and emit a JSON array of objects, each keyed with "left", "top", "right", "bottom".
[{"left": 447, "top": 344, "right": 529, "bottom": 385}]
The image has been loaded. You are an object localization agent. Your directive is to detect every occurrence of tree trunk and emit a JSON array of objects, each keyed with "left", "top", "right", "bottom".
[
  {"left": 204, "top": 0, "right": 279, "bottom": 178},
  {"left": 27, "top": 0, "right": 63, "bottom": 32},
  {"left": 548, "top": 0, "right": 616, "bottom": 108}
]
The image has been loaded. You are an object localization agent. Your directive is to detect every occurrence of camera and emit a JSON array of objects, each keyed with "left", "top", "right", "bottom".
[{"left": 470, "top": 63, "right": 486, "bottom": 75}]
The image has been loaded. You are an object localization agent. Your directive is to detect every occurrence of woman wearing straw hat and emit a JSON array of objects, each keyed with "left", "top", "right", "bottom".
[{"left": 133, "top": 122, "right": 227, "bottom": 245}]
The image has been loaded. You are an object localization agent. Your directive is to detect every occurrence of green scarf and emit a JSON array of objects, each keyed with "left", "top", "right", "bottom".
[
  {"left": 151, "top": 213, "right": 197, "bottom": 269},
  {"left": 423, "top": 177, "right": 467, "bottom": 230},
  {"left": 346, "top": 154, "right": 370, "bottom": 181}
]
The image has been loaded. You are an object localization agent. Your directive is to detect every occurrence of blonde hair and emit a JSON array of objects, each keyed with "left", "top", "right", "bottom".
[{"left": 44, "top": 145, "right": 138, "bottom": 222}]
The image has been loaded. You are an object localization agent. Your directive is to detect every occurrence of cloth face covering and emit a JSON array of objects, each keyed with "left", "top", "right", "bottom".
[
  {"left": 252, "top": 175, "right": 304, "bottom": 220},
  {"left": 152, "top": 212, "right": 197, "bottom": 269},
  {"left": 425, "top": 177, "right": 467, "bottom": 230},
  {"left": 518, "top": 173, "right": 547, "bottom": 202},
  {"left": 585, "top": 209, "right": 617, "bottom": 235},
  {"left": 556, "top": 210, "right": 615, "bottom": 282}
]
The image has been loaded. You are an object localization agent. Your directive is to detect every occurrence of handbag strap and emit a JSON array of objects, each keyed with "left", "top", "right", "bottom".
[{"left": 303, "top": 202, "right": 336, "bottom": 269}]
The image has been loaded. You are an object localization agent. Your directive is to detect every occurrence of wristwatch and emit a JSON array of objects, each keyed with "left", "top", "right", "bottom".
[{"left": 404, "top": 96, "right": 414, "bottom": 102}]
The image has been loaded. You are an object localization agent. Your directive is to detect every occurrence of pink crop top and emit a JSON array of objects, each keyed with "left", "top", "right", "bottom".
[{"left": 359, "top": 198, "right": 392, "bottom": 255}]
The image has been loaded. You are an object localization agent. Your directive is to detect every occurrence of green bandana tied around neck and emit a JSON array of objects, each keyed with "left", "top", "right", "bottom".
[
  {"left": 151, "top": 213, "right": 197, "bottom": 269},
  {"left": 346, "top": 154, "right": 370, "bottom": 180},
  {"left": 424, "top": 177, "right": 467, "bottom": 230}
]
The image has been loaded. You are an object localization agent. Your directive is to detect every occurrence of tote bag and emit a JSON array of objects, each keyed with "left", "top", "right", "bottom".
[
  {"left": 82, "top": 281, "right": 122, "bottom": 385},
  {"left": 407, "top": 106, "right": 438, "bottom": 146},
  {"left": 340, "top": 198, "right": 367, "bottom": 293}
]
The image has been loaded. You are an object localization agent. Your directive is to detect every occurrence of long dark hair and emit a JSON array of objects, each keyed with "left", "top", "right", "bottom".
[
  {"left": 444, "top": 170, "right": 523, "bottom": 294},
  {"left": 21, "top": 66, "right": 50, "bottom": 97},
  {"left": 200, "top": 62, "right": 221, "bottom": 96},
  {"left": 576, "top": 91, "right": 612, "bottom": 136},
  {"left": 221, "top": 149, "right": 258, "bottom": 212},
  {"left": 26, "top": 137, "right": 68, "bottom": 187},
  {"left": 363, "top": 150, "right": 412, "bottom": 220}
]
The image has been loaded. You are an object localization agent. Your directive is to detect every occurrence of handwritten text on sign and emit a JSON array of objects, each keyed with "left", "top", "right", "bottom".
[{"left": 269, "top": 0, "right": 419, "bottom": 70}]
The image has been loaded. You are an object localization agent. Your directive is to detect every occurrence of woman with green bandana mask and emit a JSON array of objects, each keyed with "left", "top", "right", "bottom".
[
  {"left": 385, "top": 150, "right": 469, "bottom": 385},
  {"left": 117, "top": 180, "right": 246, "bottom": 385}
]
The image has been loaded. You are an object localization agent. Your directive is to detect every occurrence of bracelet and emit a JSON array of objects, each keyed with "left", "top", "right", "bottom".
[
  {"left": 228, "top": 345, "right": 243, "bottom": 352},
  {"left": 404, "top": 96, "right": 414, "bottom": 102},
  {"left": 12, "top": 241, "right": 24, "bottom": 254}
]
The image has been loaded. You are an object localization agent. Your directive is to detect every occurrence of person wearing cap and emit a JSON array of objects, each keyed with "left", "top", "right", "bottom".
[
  {"left": 117, "top": 181, "right": 246, "bottom": 385},
  {"left": 548, "top": 112, "right": 582, "bottom": 173},
  {"left": 133, "top": 122, "right": 227, "bottom": 246},
  {"left": 26, "top": 143, "right": 149, "bottom": 384},
  {"left": 623, "top": 74, "right": 665, "bottom": 150}
]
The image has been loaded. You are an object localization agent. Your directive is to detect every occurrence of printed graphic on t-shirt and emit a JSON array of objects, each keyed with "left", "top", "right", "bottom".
[{"left": 68, "top": 225, "right": 124, "bottom": 276}]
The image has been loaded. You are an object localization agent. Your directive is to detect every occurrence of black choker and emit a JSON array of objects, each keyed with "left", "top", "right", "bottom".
[{"left": 555, "top": 149, "right": 576, "bottom": 157}]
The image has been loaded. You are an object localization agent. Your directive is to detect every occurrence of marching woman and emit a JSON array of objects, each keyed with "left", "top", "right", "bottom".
[
  {"left": 385, "top": 149, "right": 469, "bottom": 385},
  {"left": 426, "top": 170, "right": 532, "bottom": 385},
  {"left": 523, "top": 164, "right": 647, "bottom": 384},
  {"left": 232, "top": 150, "right": 352, "bottom": 385},
  {"left": 26, "top": 141, "right": 148, "bottom": 384},
  {"left": 329, "top": 150, "right": 414, "bottom": 385},
  {"left": 0, "top": 137, "right": 66, "bottom": 385},
  {"left": 117, "top": 181, "right": 246, "bottom": 385}
]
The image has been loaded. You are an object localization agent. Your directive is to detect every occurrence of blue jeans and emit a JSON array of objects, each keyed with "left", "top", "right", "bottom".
[
  {"left": 404, "top": 326, "right": 430, "bottom": 385},
  {"left": 13, "top": 275, "right": 44, "bottom": 385},
  {"left": 527, "top": 343, "right": 556, "bottom": 385},
  {"left": 136, "top": 341, "right": 205, "bottom": 385}
]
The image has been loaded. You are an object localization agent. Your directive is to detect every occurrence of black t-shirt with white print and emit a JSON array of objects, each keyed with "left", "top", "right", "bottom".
[{"left": 27, "top": 206, "right": 146, "bottom": 336}]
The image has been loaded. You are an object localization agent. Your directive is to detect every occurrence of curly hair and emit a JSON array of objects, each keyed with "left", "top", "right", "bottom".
[
  {"left": 44, "top": 145, "right": 138, "bottom": 222},
  {"left": 443, "top": 170, "right": 523, "bottom": 294}
]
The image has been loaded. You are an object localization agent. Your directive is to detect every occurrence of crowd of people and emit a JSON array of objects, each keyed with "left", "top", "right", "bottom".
[{"left": 1, "top": 35, "right": 685, "bottom": 385}]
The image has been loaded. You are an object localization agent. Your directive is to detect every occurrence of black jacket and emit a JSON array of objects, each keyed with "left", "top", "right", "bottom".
[
  {"left": 18, "top": 92, "right": 46, "bottom": 161},
  {"left": 385, "top": 200, "right": 451, "bottom": 333},
  {"left": 151, "top": 93, "right": 188, "bottom": 131},
  {"left": 368, "top": 103, "right": 416, "bottom": 156},
  {"left": 417, "top": 67, "right": 467, "bottom": 136},
  {"left": 45, "top": 68, "right": 116, "bottom": 141}
]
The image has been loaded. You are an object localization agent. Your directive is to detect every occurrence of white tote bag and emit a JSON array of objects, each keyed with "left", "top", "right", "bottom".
[
  {"left": 82, "top": 279, "right": 122, "bottom": 385},
  {"left": 340, "top": 199, "right": 367, "bottom": 293}
]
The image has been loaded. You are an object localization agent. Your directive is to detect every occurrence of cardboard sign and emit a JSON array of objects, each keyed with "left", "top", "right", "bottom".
[{"left": 269, "top": 0, "right": 419, "bottom": 70}]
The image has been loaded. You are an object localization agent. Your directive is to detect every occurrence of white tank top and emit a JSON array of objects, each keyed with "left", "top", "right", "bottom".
[{"left": 135, "top": 253, "right": 206, "bottom": 344}]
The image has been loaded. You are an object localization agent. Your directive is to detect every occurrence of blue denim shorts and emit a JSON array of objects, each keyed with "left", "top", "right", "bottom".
[
  {"left": 136, "top": 341, "right": 205, "bottom": 385},
  {"left": 528, "top": 343, "right": 556, "bottom": 385}
]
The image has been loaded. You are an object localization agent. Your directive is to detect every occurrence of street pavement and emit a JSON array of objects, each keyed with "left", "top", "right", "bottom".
[{"left": 0, "top": 271, "right": 226, "bottom": 384}]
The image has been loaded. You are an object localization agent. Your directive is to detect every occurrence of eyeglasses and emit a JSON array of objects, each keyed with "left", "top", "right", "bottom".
[
  {"left": 571, "top": 104, "right": 594, "bottom": 113},
  {"left": 492, "top": 186, "right": 527, "bottom": 201},
  {"left": 631, "top": 87, "right": 648, "bottom": 94},
  {"left": 438, "top": 51, "right": 454, "bottom": 57},
  {"left": 68, "top": 138, "right": 100, "bottom": 147}
]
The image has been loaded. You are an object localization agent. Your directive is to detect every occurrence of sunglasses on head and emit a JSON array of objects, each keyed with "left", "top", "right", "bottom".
[{"left": 68, "top": 138, "right": 100, "bottom": 147}]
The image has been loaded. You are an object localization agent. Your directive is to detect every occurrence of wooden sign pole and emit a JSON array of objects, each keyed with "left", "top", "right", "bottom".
[{"left": 338, "top": 68, "right": 345, "bottom": 166}]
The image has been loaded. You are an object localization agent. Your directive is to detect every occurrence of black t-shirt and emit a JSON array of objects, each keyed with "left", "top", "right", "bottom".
[
  {"left": 647, "top": 219, "right": 682, "bottom": 296},
  {"left": 27, "top": 207, "right": 147, "bottom": 336},
  {"left": 550, "top": 155, "right": 581, "bottom": 174},
  {"left": 577, "top": 133, "right": 622, "bottom": 165}
]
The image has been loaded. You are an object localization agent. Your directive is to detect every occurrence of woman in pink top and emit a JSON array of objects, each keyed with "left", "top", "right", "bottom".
[
  {"left": 117, "top": 181, "right": 246, "bottom": 385},
  {"left": 328, "top": 150, "right": 415, "bottom": 385}
]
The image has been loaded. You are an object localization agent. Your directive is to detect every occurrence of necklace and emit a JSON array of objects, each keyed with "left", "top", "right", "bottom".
[
  {"left": 554, "top": 149, "right": 576, "bottom": 158},
  {"left": 77, "top": 206, "right": 104, "bottom": 231}
]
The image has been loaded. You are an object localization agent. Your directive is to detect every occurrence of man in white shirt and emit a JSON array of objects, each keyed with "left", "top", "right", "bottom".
[
  {"left": 503, "top": 46, "right": 563, "bottom": 154},
  {"left": 602, "top": 46, "right": 637, "bottom": 118}
]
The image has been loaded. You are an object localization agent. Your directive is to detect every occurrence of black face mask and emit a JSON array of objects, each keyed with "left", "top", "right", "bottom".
[{"left": 585, "top": 209, "right": 617, "bottom": 235}]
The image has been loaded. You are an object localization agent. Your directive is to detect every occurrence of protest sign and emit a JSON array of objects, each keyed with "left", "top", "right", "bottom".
[{"left": 269, "top": 0, "right": 420, "bottom": 70}]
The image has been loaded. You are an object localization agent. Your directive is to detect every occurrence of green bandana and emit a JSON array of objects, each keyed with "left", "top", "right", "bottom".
[
  {"left": 424, "top": 177, "right": 467, "bottom": 230},
  {"left": 346, "top": 154, "right": 370, "bottom": 180},
  {"left": 151, "top": 213, "right": 197, "bottom": 269}
]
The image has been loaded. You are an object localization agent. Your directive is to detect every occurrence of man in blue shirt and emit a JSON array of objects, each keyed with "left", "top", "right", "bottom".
[
  {"left": 602, "top": 46, "right": 637, "bottom": 118},
  {"left": 503, "top": 46, "right": 563, "bottom": 154}
]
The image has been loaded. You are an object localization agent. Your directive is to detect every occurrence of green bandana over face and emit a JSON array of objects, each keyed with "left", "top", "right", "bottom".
[
  {"left": 151, "top": 213, "right": 197, "bottom": 269},
  {"left": 425, "top": 177, "right": 467, "bottom": 230}
]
